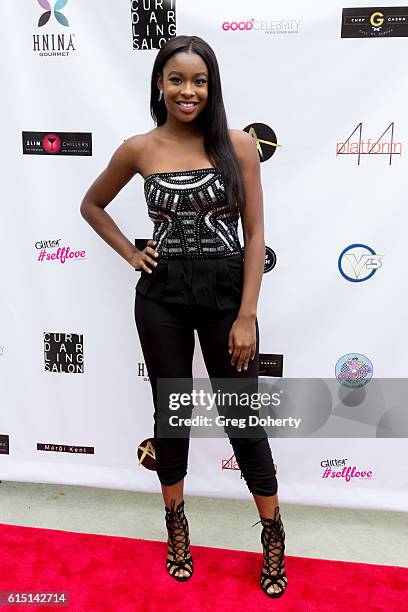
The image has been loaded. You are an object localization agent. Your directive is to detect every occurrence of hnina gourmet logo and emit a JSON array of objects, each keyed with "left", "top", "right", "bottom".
[{"left": 38, "top": 0, "right": 69, "bottom": 27}]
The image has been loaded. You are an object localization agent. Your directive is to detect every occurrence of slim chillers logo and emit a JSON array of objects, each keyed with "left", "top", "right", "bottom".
[
  {"left": 35, "top": 238, "right": 87, "bottom": 264},
  {"left": 243, "top": 123, "right": 281, "bottom": 162},
  {"left": 34, "top": 0, "right": 76, "bottom": 56},
  {"left": 335, "top": 354, "right": 373, "bottom": 388},
  {"left": 22, "top": 132, "right": 92, "bottom": 155},
  {"left": 341, "top": 7, "right": 408, "bottom": 38},
  {"left": 131, "top": 0, "right": 176, "bottom": 50},
  {"left": 338, "top": 244, "right": 384, "bottom": 282},
  {"left": 221, "top": 17, "right": 301, "bottom": 35},
  {"left": 44, "top": 332, "right": 84, "bottom": 373}
]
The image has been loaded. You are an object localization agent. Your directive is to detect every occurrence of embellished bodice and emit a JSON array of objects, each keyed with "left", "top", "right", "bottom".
[{"left": 143, "top": 167, "right": 242, "bottom": 259}]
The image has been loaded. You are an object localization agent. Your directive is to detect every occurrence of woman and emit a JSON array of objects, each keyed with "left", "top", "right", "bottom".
[{"left": 80, "top": 34, "right": 287, "bottom": 599}]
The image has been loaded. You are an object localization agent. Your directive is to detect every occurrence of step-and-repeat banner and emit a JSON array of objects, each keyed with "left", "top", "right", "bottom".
[{"left": 1, "top": 1, "right": 407, "bottom": 512}]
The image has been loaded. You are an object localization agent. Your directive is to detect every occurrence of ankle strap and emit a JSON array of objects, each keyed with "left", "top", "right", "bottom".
[
  {"left": 251, "top": 505, "right": 281, "bottom": 528},
  {"left": 165, "top": 498, "right": 185, "bottom": 513}
]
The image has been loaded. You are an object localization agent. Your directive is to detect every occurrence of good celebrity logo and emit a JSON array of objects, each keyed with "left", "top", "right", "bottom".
[{"left": 221, "top": 17, "right": 301, "bottom": 35}]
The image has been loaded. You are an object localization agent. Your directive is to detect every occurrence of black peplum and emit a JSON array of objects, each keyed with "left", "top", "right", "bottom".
[{"left": 135, "top": 167, "right": 244, "bottom": 309}]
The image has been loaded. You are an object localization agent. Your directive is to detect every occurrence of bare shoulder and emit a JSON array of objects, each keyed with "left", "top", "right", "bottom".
[
  {"left": 228, "top": 128, "right": 259, "bottom": 169},
  {"left": 122, "top": 131, "right": 151, "bottom": 173},
  {"left": 123, "top": 129, "right": 160, "bottom": 175}
]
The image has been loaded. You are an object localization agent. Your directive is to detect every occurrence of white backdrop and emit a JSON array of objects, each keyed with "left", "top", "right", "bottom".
[{"left": 0, "top": 1, "right": 407, "bottom": 512}]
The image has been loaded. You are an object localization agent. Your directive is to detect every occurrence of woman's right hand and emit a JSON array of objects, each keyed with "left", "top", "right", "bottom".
[{"left": 130, "top": 240, "right": 159, "bottom": 272}]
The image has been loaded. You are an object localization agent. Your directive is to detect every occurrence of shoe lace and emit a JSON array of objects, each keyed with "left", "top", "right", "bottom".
[
  {"left": 251, "top": 505, "right": 286, "bottom": 577},
  {"left": 165, "top": 499, "right": 190, "bottom": 565}
]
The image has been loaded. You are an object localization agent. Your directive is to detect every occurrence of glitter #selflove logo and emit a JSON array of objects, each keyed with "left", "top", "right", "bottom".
[{"left": 38, "top": 0, "right": 69, "bottom": 27}]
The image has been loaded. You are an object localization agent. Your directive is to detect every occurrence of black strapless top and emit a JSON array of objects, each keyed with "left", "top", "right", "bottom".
[{"left": 136, "top": 168, "right": 244, "bottom": 309}]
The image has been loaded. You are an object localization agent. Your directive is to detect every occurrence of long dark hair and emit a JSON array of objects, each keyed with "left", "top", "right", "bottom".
[{"left": 150, "top": 35, "right": 245, "bottom": 212}]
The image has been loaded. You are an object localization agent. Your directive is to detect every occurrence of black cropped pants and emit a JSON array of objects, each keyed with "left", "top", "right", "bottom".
[{"left": 134, "top": 292, "right": 278, "bottom": 496}]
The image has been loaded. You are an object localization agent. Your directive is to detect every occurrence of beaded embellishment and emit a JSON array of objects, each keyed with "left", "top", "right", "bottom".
[{"left": 143, "top": 168, "right": 242, "bottom": 259}]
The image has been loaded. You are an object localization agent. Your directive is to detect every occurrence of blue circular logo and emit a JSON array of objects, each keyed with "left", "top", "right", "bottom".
[
  {"left": 335, "top": 353, "right": 373, "bottom": 388},
  {"left": 338, "top": 243, "right": 383, "bottom": 282}
]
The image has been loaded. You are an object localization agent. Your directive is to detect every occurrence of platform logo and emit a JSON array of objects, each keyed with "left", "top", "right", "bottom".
[
  {"left": 222, "top": 453, "right": 278, "bottom": 476},
  {"left": 336, "top": 122, "right": 401, "bottom": 165}
]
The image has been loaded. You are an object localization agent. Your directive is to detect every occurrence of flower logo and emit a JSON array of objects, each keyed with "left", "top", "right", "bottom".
[{"left": 37, "top": 0, "right": 69, "bottom": 27}]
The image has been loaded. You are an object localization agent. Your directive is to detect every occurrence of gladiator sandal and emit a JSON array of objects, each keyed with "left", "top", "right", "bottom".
[
  {"left": 164, "top": 498, "right": 194, "bottom": 582},
  {"left": 251, "top": 505, "right": 288, "bottom": 598}
]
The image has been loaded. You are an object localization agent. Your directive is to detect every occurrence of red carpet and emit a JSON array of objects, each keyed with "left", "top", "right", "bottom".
[{"left": 0, "top": 522, "right": 406, "bottom": 611}]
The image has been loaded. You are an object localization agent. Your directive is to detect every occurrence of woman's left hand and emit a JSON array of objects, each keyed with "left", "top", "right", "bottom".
[{"left": 228, "top": 315, "right": 257, "bottom": 372}]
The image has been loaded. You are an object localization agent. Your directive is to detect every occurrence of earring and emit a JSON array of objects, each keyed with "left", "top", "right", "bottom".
[{"left": 158, "top": 89, "right": 163, "bottom": 101}]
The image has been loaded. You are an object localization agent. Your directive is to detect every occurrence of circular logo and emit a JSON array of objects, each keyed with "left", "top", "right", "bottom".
[
  {"left": 335, "top": 353, "right": 373, "bottom": 388},
  {"left": 242, "top": 123, "right": 279, "bottom": 161},
  {"left": 43, "top": 133, "right": 61, "bottom": 154},
  {"left": 338, "top": 243, "right": 383, "bottom": 282},
  {"left": 264, "top": 246, "right": 277, "bottom": 273},
  {"left": 137, "top": 437, "right": 156, "bottom": 471}
]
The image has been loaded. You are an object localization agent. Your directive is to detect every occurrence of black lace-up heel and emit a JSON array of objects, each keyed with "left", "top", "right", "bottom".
[
  {"left": 164, "top": 499, "right": 194, "bottom": 582},
  {"left": 251, "top": 505, "right": 288, "bottom": 598}
]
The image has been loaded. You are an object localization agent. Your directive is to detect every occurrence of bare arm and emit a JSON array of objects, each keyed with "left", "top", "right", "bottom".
[
  {"left": 234, "top": 130, "right": 265, "bottom": 320},
  {"left": 227, "top": 129, "right": 265, "bottom": 372},
  {"left": 80, "top": 138, "right": 157, "bottom": 271}
]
